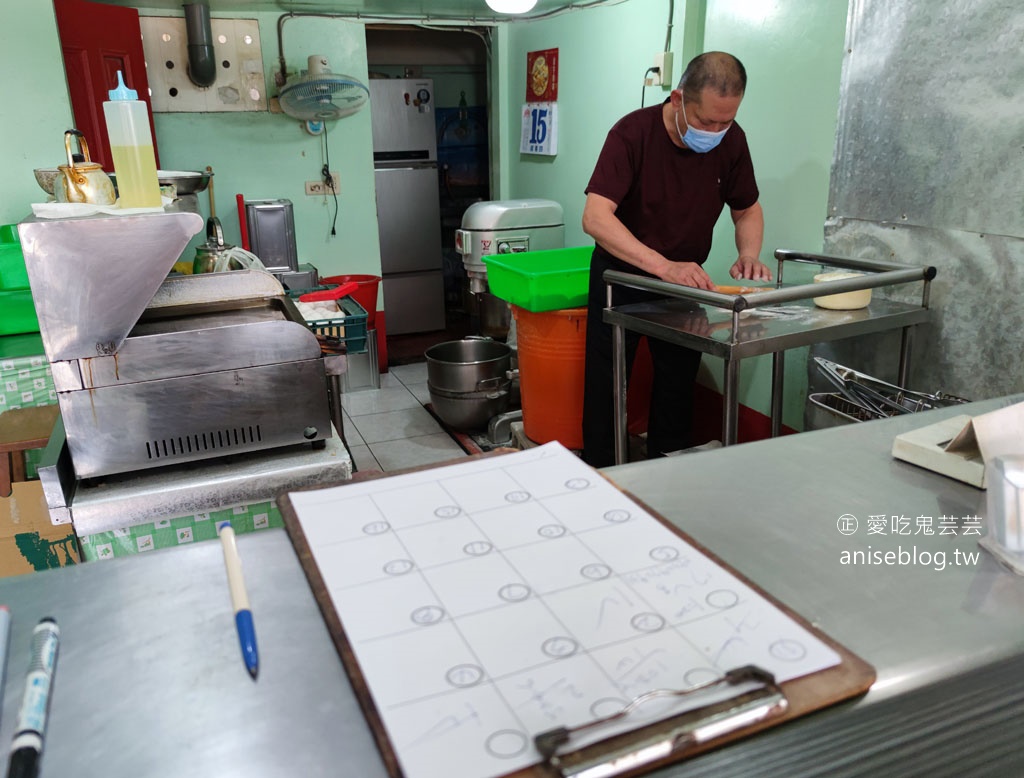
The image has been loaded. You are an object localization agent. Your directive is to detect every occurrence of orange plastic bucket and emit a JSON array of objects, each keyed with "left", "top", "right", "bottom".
[
  {"left": 321, "top": 274, "right": 381, "bottom": 329},
  {"left": 513, "top": 305, "right": 587, "bottom": 449}
]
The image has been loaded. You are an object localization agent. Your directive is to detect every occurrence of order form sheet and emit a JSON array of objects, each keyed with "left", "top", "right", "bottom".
[{"left": 287, "top": 442, "right": 840, "bottom": 778}]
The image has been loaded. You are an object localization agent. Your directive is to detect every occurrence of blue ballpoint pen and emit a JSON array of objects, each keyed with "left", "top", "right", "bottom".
[{"left": 217, "top": 521, "right": 259, "bottom": 679}]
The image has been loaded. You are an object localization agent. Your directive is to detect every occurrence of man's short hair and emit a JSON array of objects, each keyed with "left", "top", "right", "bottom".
[{"left": 677, "top": 52, "right": 747, "bottom": 103}]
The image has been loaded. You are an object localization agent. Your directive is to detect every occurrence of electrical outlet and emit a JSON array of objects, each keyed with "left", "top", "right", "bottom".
[
  {"left": 655, "top": 51, "right": 673, "bottom": 86},
  {"left": 306, "top": 172, "right": 340, "bottom": 196},
  {"left": 646, "top": 52, "right": 674, "bottom": 86}
]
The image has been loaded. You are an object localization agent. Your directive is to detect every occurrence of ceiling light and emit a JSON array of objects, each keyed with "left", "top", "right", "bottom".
[{"left": 485, "top": 0, "right": 539, "bottom": 14}]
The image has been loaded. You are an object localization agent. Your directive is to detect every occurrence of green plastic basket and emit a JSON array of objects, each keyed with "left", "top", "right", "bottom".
[
  {"left": 286, "top": 287, "right": 368, "bottom": 354},
  {"left": 483, "top": 245, "right": 592, "bottom": 312}
]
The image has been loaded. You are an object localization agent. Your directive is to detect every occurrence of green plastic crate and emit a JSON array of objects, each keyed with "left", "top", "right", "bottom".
[
  {"left": 0, "top": 290, "right": 39, "bottom": 335},
  {"left": 286, "top": 287, "right": 368, "bottom": 354},
  {"left": 0, "top": 224, "right": 29, "bottom": 290},
  {"left": 483, "top": 245, "right": 593, "bottom": 312}
]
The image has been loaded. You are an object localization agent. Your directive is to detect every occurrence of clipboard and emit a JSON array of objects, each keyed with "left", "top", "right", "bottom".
[{"left": 278, "top": 446, "right": 875, "bottom": 778}]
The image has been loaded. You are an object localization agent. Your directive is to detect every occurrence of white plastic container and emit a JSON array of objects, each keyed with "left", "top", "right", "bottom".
[
  {"left": 102, "top": 71, "right": 161, "bottom": 208},
  {"left": 812, "top": 271, "right": 872, "bottom": 310},
  {"left": 986, "top": 456, "right": 1024, "bottom": 552}
]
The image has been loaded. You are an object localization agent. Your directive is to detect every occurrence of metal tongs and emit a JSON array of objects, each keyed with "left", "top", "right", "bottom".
[{"left": 814, "top": 357, "right": 968, "bottom": 420}]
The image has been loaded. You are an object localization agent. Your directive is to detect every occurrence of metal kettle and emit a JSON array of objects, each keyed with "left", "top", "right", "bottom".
[
  {"left": 54, "top": 130, "right": 115, "bottom": 205},
  {"left": 193, "top": 216, "right": 238, "bottom": 274}
]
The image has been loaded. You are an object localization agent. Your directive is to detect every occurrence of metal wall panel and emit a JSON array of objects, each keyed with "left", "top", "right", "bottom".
[
  {"left": 814, "top": 218, "right": 1024, "bottom": 401},
  {"left": 811, "top": 0, "right": 1024, "bottom": 424},
  {"left": 829, "top": 0, "right": 1024, "bottom": 236},
  {"left": 140, "top": 17, "right": 268, "bottom": 113}
]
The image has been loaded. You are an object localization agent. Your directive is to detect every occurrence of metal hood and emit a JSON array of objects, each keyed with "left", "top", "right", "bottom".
[{"left": 18, "top": 211, "right": 203, "bottom": 362}]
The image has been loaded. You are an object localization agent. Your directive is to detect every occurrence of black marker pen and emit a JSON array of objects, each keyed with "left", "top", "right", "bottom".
[{"left": 6, "top": 618, "right": 60, "bottom": 778}]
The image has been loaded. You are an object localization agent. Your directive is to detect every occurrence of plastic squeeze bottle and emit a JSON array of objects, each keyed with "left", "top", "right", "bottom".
[{"left": 103, "top": 71, "right": 161, "bottom": 208}]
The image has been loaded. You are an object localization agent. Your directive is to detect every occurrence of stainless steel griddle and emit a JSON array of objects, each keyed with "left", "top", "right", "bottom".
[{"left": 18, "top": 210, "right": 334, "bottom": 501}]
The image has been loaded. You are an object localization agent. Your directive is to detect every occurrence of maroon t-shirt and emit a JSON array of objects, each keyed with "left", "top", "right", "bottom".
[{"left": 585, "top": 102, "right": 759, "bottom": 276}]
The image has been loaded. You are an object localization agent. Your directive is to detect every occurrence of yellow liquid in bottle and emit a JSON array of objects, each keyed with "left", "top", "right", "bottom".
[{"left": 109, "top": 144, "right": 162, "bottom": 208}]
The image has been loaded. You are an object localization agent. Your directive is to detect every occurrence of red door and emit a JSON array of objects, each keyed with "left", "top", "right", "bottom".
[{"left": 53, "top": 0, "right": 159, "bottom": 172}]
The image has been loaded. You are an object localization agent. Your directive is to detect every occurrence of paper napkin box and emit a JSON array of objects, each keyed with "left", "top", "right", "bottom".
[{"left": 892, "top": 400, "right": 1024, "bottom": 489}]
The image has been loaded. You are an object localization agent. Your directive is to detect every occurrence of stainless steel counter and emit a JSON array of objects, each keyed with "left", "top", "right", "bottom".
[
  {"left": 603, "top": 393, "right": 1024, "bottom": 776},
  {"left": 39, "top": 415, "right": 351, "bottom": 534},
  {"left": 65, "top": 430, "right": 352, "bottom": 536},
  {"left": 1, "top": 395, "right": 1021, "bottom": 776},
  {"left": 0, "top": 529, "right": 388, "bottom": 778}
]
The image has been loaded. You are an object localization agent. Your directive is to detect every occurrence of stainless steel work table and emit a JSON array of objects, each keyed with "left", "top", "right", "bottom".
[
  {"left": 1, "top": 395, "right": 1021, "bottom": 776},
  {"left": 604, "top": 250, "right": 936, "bottom": 460}
]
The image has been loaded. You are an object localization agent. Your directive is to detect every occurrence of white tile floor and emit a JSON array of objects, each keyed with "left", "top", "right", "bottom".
[{"left": 339, "top": 362, "right": 469, "bottom": 473}]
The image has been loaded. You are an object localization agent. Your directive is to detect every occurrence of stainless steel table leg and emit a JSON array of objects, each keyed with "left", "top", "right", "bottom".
[
  {"left": 327, "top": 373, "right": 349, "bottom": 451},
  {"left": 613, "top": 323, "right": 628, "bottom": 465},
  {"left": 771, "top": 351, "right": 785, "bottom": 437},
  {"left": 897, "top": 326, "right": 913, "bottom": 387},
  {"left": 722, "top": 357, "right": 739, "bottom": 446}
]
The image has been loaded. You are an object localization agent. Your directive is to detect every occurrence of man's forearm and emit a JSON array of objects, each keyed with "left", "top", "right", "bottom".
[
  {"left": 583, "top": 203, "right": 670, "bottom": 277},
  {"left": 733, "top": 201, "right": 764, "bottom": 261},
  {"left": 583, "top": 193, "right": 716, "bottom": 289}
]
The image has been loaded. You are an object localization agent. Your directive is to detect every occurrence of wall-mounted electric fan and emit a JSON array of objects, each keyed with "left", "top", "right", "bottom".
[{"left": 278, "top": 55, "right": 369, "bottom": 130}]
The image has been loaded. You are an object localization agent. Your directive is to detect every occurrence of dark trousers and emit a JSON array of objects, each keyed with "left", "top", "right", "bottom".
[{"left": 581, "top": 262, "right": 702, "bottom": 468}]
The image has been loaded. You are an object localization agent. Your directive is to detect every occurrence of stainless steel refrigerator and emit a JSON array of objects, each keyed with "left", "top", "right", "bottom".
[{"left": 370, "top": 78, "right": 446, "bottom": 335}]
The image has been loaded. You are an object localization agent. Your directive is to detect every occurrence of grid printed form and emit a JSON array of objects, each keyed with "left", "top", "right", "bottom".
[{"left": 289, "top": 443, "right": 840, "bottom": 778}]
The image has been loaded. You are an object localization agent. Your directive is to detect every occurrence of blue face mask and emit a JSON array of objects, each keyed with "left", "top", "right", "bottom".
[{"left": 675, "top": 102, "right": 729, "bottom": 153}]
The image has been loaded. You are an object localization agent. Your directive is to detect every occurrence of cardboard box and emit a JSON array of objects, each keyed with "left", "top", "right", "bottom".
[{"left": 0, "top": 479, "right": 80, "bottom": 578}]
